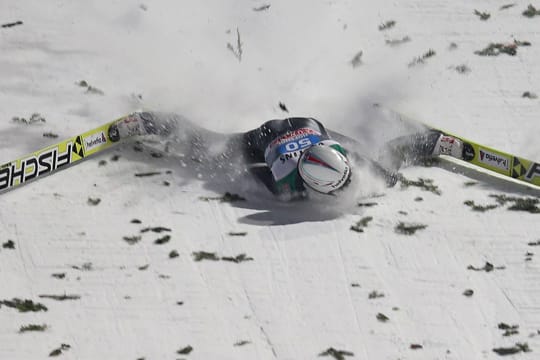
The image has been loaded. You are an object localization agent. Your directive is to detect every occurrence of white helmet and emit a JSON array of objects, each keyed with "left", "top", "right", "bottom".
[{"left": 298, "top": 144, "right": 352, "bottom": 194}]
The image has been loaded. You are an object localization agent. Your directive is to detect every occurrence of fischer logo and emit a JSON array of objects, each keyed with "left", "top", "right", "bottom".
[
  {"left": 83, "top": 131, "right": 107, "bottom": 152},
  {"left": 0, "top": 144, "right": 72, "bottom": 191},
  {"left": 479, "top": 149, "right": 509, "bottom": 171},
  {"left": 525, "top": 162, "right": 540, "bottom": 180}
]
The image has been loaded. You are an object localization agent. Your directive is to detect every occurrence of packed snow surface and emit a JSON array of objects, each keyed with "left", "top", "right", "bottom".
[{"left": 1, "top": 1, "right": 540, "bottom": 359}]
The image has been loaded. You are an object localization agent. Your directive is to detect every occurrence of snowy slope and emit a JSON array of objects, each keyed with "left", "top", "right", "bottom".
[{"left": 1, "top": 1, "right": 540, "bottom": 359}]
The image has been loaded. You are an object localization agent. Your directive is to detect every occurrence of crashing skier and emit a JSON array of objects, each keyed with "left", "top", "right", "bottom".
[{"left": 113, "top": 112, "right": 464, "bottom": 201}]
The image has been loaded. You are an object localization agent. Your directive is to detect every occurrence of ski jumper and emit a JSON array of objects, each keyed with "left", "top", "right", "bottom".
[
  {"left": 120, "top": 112, "right": 451, "bottom": 199},
  {"left": 241, "top": 118, "right": 348, "bottom": 199}
]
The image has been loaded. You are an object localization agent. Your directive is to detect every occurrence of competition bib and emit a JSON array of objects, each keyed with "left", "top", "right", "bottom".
[{"left": 264, "top": 128, "right": 322, "bottom": 181}]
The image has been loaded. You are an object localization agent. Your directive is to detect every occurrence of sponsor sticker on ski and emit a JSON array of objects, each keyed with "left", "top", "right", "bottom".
[
  {"left": 0, "top": 143, "right": 72, "bottom": 191},
  {"left": 478, "top": 149, "right": 510, "bottom": 171},
  {"left": 83, "top": 131, "right": 108, "bottom": 152},
  {"left": 437, "top": 135, "right": 457, "bottom": 156}
]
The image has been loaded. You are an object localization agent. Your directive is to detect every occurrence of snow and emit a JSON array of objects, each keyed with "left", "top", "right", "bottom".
[{"left": 1, "top": 0, "right": 540, "bottom": 359}]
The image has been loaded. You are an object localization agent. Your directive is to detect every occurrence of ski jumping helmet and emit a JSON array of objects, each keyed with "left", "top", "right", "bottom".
[{"left": 297, "top": 144, "right": 352, "bottom": 194}]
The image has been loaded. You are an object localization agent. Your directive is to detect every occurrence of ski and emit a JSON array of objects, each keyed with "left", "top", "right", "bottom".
[
  {"left": 394, "top": 111, "right": 540, "bottom": 188},
  {"left": 0, "top": 114, "right": 133, "bottom": 195}
]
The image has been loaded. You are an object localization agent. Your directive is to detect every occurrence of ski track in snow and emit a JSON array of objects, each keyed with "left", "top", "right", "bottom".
[{"left": 1, "top": 0, "right": 540, "bottom": 359}]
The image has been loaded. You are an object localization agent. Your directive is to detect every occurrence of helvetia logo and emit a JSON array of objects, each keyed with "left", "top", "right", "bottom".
[
  {"left": 479, "top": 149, "right": 510, "bottom": 171},
  {"left": 83, "top": 131, "right": 107, "bottom": 152}
]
